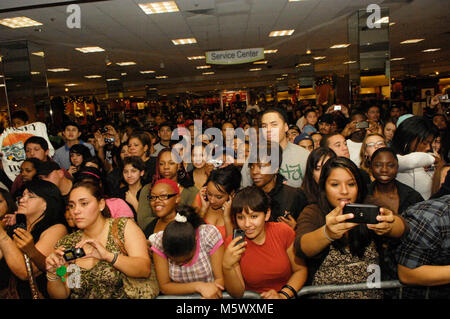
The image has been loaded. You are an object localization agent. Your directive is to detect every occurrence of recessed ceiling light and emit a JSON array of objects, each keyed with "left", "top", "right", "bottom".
[
  {"left": 47, "top": 68, "right": 70, "bottom": 72},
  {"left": 296, "top": 63, "right": 311, "bottom": 67},
  {"left": 313, "top": 56, "right": 326, "bottom": 60},
  {"left": 390, "top": 57, "right": 405, "bottom": 61},
  {"left": 343, "top": 60, "right": 357, "bottom": 64},
  {"left": 140, "top": 70, "right": 155, "bottom": 74},
  {"left": 400, "top": 39, "right": 425, "bottom": 44},
  {"left": 282, "top": 74, "right": 288, "bottom": 77},
  {"left": 116, "top": 62, "right": 136, "bottom": 66},
  {"left": 121, "top": 72, "right": 127, "bottom": 76},
  {"left": 264, "top": 49, "right": 278, "bottom": 54},
  {"left": 75, "top": 46, "right": 105, "bottom": 53},
  {"left": 249, "top": 68, "right": 262, "bottom": 71},
  {"left": 138, "top": 1, "right": 179, "bottom": 14},
  {"left": 31, "top": 51, "right": 45, "bottom": 57},
  {"left": 253, "top": 60, "right": 268, "bottom": 64},
  {"left": 422, "top": 48, "right": 441, "bottom": 52},
  {"left": 155, "top": 75, "right": 168, "bottom": 79},
  {"left": 374, "top": 16, "right": 389, "bottom": 24},
  {"left": 30, "top": 71, "right": 40, "bottom": 75},
  {"left": 65, "top": 83, "right": 78, "bottom": 87},
  {"left": 0, "top": 17, "right": 43, "bottom": 28},
  {"left": 172, "top": 38, "right": 197, "bottom": 45},
  {"left": 330, "top": 44, "right": 350, "bottom": 49},
  {"left": 187, "top": 56, "right": 205, "bottom": 60},
  {"left": 106, "top": 78, "right": 120, "bottom": 81},
  {"left": 202, "top": 72, "right": 214, "bottom": 75},
  {"left": 269, "top": 30, "right": 295, "bottom": 37},
  {"left": 84, "top": 75, "right": 102, "bottom": 79},
  {"left": 196, "top": 65, "right": 211, "bottom": 69}
]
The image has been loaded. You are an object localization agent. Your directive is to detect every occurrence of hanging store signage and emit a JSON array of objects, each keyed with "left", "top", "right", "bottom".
[{"left": 206, "top": 48, "right": 264, "bottom": 65}]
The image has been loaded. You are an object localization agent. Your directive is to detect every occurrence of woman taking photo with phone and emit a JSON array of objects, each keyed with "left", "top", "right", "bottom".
[
  {"left": 0, "top": 180, "right": 67, "bottom": 299},
  {"left": 223, "top": 186, "right": 307, "bottom": 299},
  {"left": 294, "top": 157, "right": 406, "bottom": 299},
  {"left": 45, "top": 181, "right": 152, "bottom": 299}
]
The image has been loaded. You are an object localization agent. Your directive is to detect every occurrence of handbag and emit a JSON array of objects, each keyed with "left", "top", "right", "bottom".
[{"left": 111, "top": 218, "right": 159, "bottom": 299}]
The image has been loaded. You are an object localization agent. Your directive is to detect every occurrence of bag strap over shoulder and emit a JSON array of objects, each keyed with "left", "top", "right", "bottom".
[{"left": 111, "top": 218, "right": 128, "bottom": 256}]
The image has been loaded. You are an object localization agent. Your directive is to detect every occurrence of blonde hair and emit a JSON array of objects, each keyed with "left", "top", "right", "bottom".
[{"left": 359, "top": 133, "right": 386, "bottom": 175}]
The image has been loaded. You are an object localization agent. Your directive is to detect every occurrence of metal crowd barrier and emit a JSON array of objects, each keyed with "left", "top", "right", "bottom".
[
  {"left": 297, "top": 280, "right": 404, "bottom": 297},
  {"left": 156, "top": 280, "right": 404, "bottom": 299}
]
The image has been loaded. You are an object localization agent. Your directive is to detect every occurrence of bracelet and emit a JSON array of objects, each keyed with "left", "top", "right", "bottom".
[
  {"left": 46, "top": 272, "right": 59, "bottom": 282},
  {"left": 323, "top": 225, "right": 335, "bottom": 242},
  {"left": 277, "top": 290, "right": 291, "bottom": 299},
  {"left": 282, "top": 284, "right": 298, "bottom": 299},
  {"left": 111, "top": 252, "right": 119, "bottom": 265}
]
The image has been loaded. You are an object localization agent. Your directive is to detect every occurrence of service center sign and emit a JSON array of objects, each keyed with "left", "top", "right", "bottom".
[{"left": 206, "top": 48, "right": 264, "bottom": 65}]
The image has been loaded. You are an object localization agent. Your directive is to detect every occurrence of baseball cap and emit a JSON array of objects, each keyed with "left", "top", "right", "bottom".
[{"left": 294, "top": 132, "right": 313, "bottom": 145}]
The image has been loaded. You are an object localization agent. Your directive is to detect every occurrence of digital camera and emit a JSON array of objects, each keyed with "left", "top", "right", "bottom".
[{"left": 63, "top": 247, "right": 86, "bottom": 262}]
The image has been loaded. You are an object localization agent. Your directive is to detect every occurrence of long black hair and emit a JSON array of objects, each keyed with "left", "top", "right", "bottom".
[
  {"left": 24, "top": 180, "right": 67, "bottom": 241},
  {"left": 205, "top": 164, "right": 241, "bottom": 195},
  {"left": 317, "top": 157, "right": 370, "bottom": 258},
  {"left": 391, "top": 116, "right": 439, "bottom": 155},
  {"left": 301, "top": 147, "right": 336, "bottom": 203}
]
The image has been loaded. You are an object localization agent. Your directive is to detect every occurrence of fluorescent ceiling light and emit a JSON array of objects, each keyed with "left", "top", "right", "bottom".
[
  {"left": 374, "top": 16, "right": 389, "bottom": 24},
  {"left": 422, "top": 48, "right": 441, "bottom": 52},
  {"left": 116, "top": 61, "right": 136, "bottom": 66},
  {"left": 249, "top": 68, "right": 262, "bottom": 71},
  {"left": 313, "top": 56, "right": 326, "bottom": 60},
  {"left": 253, "top": 60, "right": 268, "bottom": 64},
  {"left": 48, "top": 68, "right": 70, "bottom": 72},
  {"left": 65, "top": 83, "right": 78, "bottom": 87},
  {"left": 121, "top": 72, "right": 127, "bottom": 76},
  {"left": 343, "top": 60, "right": 357, "bottom": 64},
  {"left": 138, "top": 1, "right": 179, "bottom": 14},
  {"left": 187, "top": 56, "right": 205, "bottom": 60},
  {"left": 0, "top": 17, "right": 43, "bottom": 28},
  {"left": 155, "top": 75, "right": 168, "bottom": 79},
  {"left": 296, "top": 63, "right": 311, "bottom": 67},
  {"left": 196, "top": 65, "right": 211, "bottom": 69},
  {"left": 330, "top": 44, "right": 350, "bottom": 49},
  {"left": 390, "top": 57, "right": 405, "bottom": 61},
  {"left": 140, "top": 70, "right": 155, "bottom": 74},
  {"left": 172, "top": 38, "right": 197, "bottom": 45},
  {"left": 400, "top": 39, "right": 424, "bottom": 44},
  {"left": 202, "top": 72, "right": 214, "bottom": 75},
  {"left": 106, "top": 78, "right": 120, "bottom": 81},
  {"left": 269, "top": 30, "right": 294, "bottom": 37},
  {"left": 75, "top": 46, "right": 105, "bottom": 53},
  {"left": 264, "top": 49, "right": 278, "bottom": 54},
  {"left": 84, "top": 75, "right": 102, "bottom": 79},
  {"left": 389, "top": 22, "right": 396, "bottom": 26},
  {"left": 31, "top": 51, "right": 45, "bottom": 57},
  {"left": 282, "top": 74, "right": 288, "bottom": 77},
  {"left": 30, "top": 71, "right": 40, "bottom": 75}
]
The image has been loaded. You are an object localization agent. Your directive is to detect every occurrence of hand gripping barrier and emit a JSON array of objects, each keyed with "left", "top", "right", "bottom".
[{"left": 156, "top": 291, "right": 261, "bottom": 299}]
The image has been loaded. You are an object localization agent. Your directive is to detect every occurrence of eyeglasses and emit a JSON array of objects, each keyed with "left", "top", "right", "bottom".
[
  {"left": 148, "top": 194, "right": 178, "bottom": 201},
  {"left": 366, "top": 141, "right": 386, "bottom": 148}
]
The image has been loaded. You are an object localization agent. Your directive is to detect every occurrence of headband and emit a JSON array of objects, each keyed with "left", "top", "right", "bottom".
[{"left": 79, "top": 171, "right": 100, "bottom": 180}]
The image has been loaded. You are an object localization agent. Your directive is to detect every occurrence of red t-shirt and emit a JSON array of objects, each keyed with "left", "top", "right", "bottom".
[{"left": 225, "top": 222, "right": 295, "bottom": 293}]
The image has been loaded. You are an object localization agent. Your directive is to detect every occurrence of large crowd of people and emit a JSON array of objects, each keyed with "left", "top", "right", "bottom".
[{"left": 0, "top": 93, "right": 449, "bottom": 300}]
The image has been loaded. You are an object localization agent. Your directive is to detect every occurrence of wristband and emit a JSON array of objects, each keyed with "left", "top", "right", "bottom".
[
  {"left": 278, "top": 290, "right": 291, "bottom": 299},
  {"left": 111, "top": 252, "right": 119, "bottom": 265},
  {"left": 323, "top": 225, "right": 335, "bottom": 242},
  {"left": 282, "top": 284, "right": 298, "bottom": 299}
]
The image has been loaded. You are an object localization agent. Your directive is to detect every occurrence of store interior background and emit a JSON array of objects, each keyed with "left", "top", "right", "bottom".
[{"left": 0, "top": 0, "right": 448, "bottom": 129}]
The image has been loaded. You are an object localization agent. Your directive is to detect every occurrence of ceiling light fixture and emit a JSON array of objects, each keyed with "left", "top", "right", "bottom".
[
  {"left": 155, "top": 75, "right": 168, "bottom": 79},
  {"left": 196, "top": 65, "right": 211, "bottom": 69},
  {"left": 269, "top": 30, "right": 295, "bottom": 37},
  {"left": 106, "top": 78, "right": 120, "bottom": 81},
  {"left": 343, "top": 60, "right": 357, "bottom": 64},
  {"left": 84, "top": 75, "right": 102, "bottom": 79},
  {"left": 138, "top": 1, "right": 179, "bottom": 14},
  {"left": 296, "top": 63, "right": 311, "bottom": 67},
  {"left": 253, "top": 60, "right": 268, "bottom": 64},
  {"left": 140, "top": 70, "right": 156, "bottom": 74},
  {"left": 202, "top": 72, "right": 214, "bottom": 75},
  {"left": 313, "top": 56, "right": 326, "bottom": 60},
  {"left": 116, "top": 61, "right": 136, "bottom": 66},
  {"left": 264, "top": 49, "right": 278, "bottom": 54},
  {"left": 75, "top": 46, "right": 105, "bottom": 53},
  {"left": 249, "top": 68, "right": 262, "bottom": 71},
  {"left": 31, "top": 51, "right": 45, "bottom": 57},
  {"left": 65, "top": 83, "right": 78, "bottom": 87},
  {"left": 390, "top": 57, "right": 405, "bottom": 61},
  {"left": 47, "top": 68, "right": 70, "bottom": 72},
  {"left": 400, "top": 39, "right": 425, "bottom": 44},
  {"left": 330, "top": 44, "right": 350, "bottom": 49},
  {"left": 187, "top": 56, "right": 205, "bottom": 60},
  {"left": 0, "top": 17, "right": 43, "bottom": 28},
  {"left": 422, "top": 48, "right": 441, "bottom": 52},
  {"left": 172, "top": 38, "right": 197, "bottom": 45}
]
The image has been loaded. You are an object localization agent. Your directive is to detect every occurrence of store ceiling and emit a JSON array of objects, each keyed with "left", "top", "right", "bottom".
[{"left": 0, "top": 0, "right": 449, "bottom": 97}]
